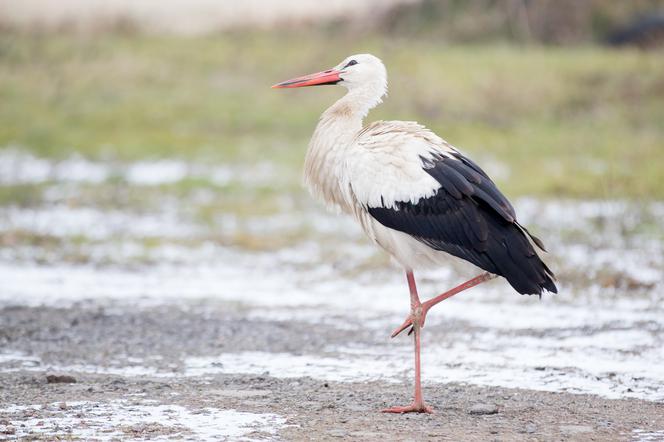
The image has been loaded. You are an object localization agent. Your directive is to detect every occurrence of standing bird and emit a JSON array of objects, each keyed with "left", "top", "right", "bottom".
[{"left": 273, "top": 54, "right": 557, "bottom": 414}]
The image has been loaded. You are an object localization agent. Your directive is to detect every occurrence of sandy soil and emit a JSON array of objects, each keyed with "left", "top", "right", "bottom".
[{"left": 1, "top": 301, "right": 663, "bottom": 441}]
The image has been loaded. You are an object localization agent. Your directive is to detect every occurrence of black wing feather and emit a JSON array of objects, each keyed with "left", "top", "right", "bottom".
[{"left": 368, "top": 153, "right": 557, "bottom": 296}]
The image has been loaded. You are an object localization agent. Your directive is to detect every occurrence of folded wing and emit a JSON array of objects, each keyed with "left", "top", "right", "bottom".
[{"left": 350, "top": 121, "right": 557, "bottom": 295}]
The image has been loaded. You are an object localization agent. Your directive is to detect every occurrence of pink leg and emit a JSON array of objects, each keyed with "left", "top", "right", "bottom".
[
  {"left": 391, "top": 272, "right": 496, "bottom": 338},
  {"left": 382, "top": 271, "right": 433, "bottom": 414}
]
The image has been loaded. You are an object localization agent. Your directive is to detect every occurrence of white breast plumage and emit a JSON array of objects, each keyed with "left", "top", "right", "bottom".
[
  {"left": 273, "top": 52, "right": 557, "bottom": 414},
  {"left": 342, "top": 120, "right": 455, "bottom": 210}
]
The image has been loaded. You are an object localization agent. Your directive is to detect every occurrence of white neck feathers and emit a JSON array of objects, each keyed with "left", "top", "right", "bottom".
[{"left": 303, "top": 79, "right": 387, "bottom": 212}]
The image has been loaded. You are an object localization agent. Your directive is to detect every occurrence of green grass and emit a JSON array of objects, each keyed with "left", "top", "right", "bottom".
[{"left": 1, "top": 31, "right": 663, "bottom": 198}]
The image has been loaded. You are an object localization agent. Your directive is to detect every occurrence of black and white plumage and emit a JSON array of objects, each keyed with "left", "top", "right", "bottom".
[
  {"left": 335, "top": 117, "right": 556, "bottom": 298},
  {"left": 368, "top": 149, "right": 557, "bottom": 295},
  {"left": 273, "top": 53, "right": 557, "bottom": 414}
]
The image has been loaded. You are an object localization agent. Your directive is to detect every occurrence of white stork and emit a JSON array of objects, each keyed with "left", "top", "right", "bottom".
[{"left": 273, "top": 54, "right": 557, "bottom": 414}]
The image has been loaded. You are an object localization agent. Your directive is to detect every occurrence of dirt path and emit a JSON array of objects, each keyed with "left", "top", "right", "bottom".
[
  {"left": 3, "top": 370, "right": 664, "bottom": 441},
  {"left": 1, "top": 302, "right": 663, "bottom": 441}
]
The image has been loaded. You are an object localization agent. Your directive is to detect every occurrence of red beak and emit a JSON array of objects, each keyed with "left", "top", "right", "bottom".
[{"left": 272, "top": 68, "right": 342, "bottom": 88}]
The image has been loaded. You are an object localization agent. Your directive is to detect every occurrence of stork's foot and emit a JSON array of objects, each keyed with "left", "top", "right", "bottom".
[
  {"left": 381, "top": 401, "right": 434, "bottom": 414},
  {"left": 391, "top": 273, "right": 497, "bottom": 338},
  {"left": 390, "top": 305, "right": 428, "bottom": 338}
]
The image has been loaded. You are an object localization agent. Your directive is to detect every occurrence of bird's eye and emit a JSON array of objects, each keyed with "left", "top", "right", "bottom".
[{"left": 345, "top": 60, "right": 358, "bottom": 68}]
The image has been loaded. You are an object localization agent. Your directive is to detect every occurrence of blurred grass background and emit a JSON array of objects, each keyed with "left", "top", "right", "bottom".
[{"left": 1, "top": 0, "right": 663, "bottom": 200}]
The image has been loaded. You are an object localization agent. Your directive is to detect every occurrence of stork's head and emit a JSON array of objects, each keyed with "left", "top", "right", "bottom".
[{"left": 272, "top": 53, "right": 387, "bottom": 98}]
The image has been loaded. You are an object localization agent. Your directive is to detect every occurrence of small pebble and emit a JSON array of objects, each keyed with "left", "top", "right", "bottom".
[
  {"left": 525, "top": 423, "right": 537, "bottom": 433},
  {"left": 469, "top": 403, "right": 499, "bottom": 415},
  {"left": 327, "top": 429, "right": 348, "bottom": 438},
  {"left": 46, "top": 374, "right": 77, "bottom": 384}
]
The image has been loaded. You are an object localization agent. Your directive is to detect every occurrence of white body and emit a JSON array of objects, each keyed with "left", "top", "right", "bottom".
[{"left": 302, "top": 55, "right": 464, "bottom": 271}]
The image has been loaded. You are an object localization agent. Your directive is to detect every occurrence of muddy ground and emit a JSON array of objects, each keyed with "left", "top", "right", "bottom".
[
  {"left": 1, "top": 301, "right": 663, "bottom": 441},
  {"left": 0, "top": 154, "right": 662, "bottom": 440}
]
